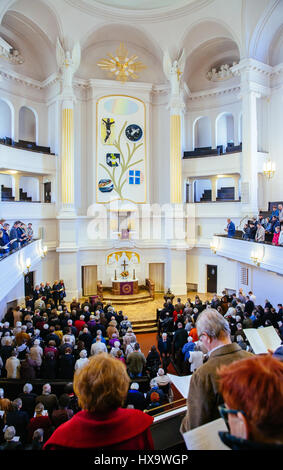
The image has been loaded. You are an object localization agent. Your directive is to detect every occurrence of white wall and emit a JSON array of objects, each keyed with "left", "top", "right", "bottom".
[
  {"left": 0, "top": 278, "right": 25, "bottom": 320},
  {"left": 0, "top": 173, "right": 13, "bottom": 190},
  {"left": 257, "top": 97, "right": 269, "bottom": 153},
  {"left": 19, "top": 106, "right": 36, "bottom": 142},
  {"left": 187, "top": 247, "right": 238, "bottom": 295},
  {"left": 194, "top": 179, "right": 211, "bottom": 202},
  {"left": 194, "top": 116, "right": 212, "bottom": 148},
  {"left": 251, "top": 267, "right": 283, "bottom": 307},
  {"left": 0, "top": 100, "right": 12, "bottom": 139},
  {"left": 19, "top": 176, "right": 40, "bottom": 201},
  {"left": 216, "top": 113, "right": 234, "bottom": 148}
]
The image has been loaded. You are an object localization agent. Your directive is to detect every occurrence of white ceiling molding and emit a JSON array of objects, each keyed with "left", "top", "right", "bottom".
[{"left": 63, "top": 0, "right": 215, "bottom": 23}]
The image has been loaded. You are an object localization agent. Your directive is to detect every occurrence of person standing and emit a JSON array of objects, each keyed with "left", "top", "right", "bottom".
[
  {"left": 180, "top": 309, "right": 253, "bottom": 432},
  {"left": 224, "top": 218, "right": 235, "bottom": 238}
]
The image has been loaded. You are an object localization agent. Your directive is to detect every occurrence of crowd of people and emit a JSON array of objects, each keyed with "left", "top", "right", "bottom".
[
  {"left": 0, "top": 282, "right": 282, "bottom": 451},
  {"left": 225, "top": 203, "right": 283, "bottom": 245},
  {"left": 0, "top": 219, "right": 34, "bottom": 257}
]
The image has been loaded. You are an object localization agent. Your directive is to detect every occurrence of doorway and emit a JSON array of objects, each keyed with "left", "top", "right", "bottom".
[
  {"left": 82, "top": 266, "right": 97, "bottom": 296},
  {"left": 44, "top": 182, "right": 51, "bottom": 203},
  {"left": 149, "top": 263, "right": 165, "bottom": 292},
  {"left": 24, "top": 271, "right": 34, "bottom": 297},
  {"left": 207, "top": 265, "right": 217, "bottom": 293}
]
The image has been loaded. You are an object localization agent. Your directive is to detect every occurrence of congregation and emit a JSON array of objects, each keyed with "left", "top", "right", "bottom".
[
  {"left": 225, "top": 203, "right": 283, "bottom": 245},
  {"left": 0, "top": 281, "right": 282, "bottom": 450},
  {"left": 0, "top": 219, "right": 34, "bottom": 257}
]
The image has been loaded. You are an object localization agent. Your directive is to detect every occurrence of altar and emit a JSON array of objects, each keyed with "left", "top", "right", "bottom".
[{"left": 112, "top": 279, "right": 139, "bottom": 295}]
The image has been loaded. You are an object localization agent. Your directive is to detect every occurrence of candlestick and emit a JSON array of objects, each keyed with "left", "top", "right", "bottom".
[
  {"left": 133, "top": 269, "right": 135, "bottom": 280},
  {"left": 114, "top": 269, "right": 117, "bottom": 280}
]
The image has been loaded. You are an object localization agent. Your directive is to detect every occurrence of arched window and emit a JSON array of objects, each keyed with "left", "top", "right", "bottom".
[
  {"left": 19, "top": 106, "right": 37, "bottom": 143},
  {"left": 0, "top": 99, "right": 12, "bottom": 141},
  {"left": 216, "top": 113, "right": 234, "bottom": 151},
  {"left": 194, "top": 117, "right": 212, "bottom": 149}
]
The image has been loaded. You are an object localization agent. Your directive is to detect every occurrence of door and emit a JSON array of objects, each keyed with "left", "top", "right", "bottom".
[
  {"left": 24, "top": 271, "right": 34, "bottom": 297},
  {"left": 82, "top": 266, "right": 97, "bottom": 296},
  {"left": 149, "top": 263, "right": 165, "bottom": 292},
  {"left": 207, "top": 265, "right": 217, "bottom": 293},
  {"left": 44, "top": 182, "right": 51, "bottom": 203}
]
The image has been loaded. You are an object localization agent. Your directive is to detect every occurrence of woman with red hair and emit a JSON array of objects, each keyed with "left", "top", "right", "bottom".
[{"left": 217, "top": 354, "right": 283, "bottom": 450}]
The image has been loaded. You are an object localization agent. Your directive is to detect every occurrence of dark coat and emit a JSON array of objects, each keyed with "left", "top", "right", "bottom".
[
  {"left": 58, "top": 354, "right": 75, "bottom": 380},
  {"left": 5, "top": 410, "right": 29, "bottom": 443}
]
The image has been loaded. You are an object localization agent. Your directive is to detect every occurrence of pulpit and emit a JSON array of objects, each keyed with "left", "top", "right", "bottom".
[{"left": 112, "top": 279, "right": 139, "bottom": 295}]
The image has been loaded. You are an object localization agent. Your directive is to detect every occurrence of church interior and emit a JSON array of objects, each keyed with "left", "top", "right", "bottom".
[{"left": 0, "top": 0, "right": 282, "bottom": 453}]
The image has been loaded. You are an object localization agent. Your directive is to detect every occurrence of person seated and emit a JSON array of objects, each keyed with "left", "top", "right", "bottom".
[
  {"left": 217, "top": 355, "right": 283, "bottom": 450},
  {"left": 0, "top": 426, "right": 23, "bottom": 450},
  {"left": 27, "top": 402, "right": 53, "bottom": 443},
  {"left": 44, "top": 353, "right": 154, "bottom": 450}
]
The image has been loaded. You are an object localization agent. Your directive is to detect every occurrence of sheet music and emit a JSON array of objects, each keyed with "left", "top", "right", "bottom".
[
  {"left": 167, "top": 374, "right": 192, "bottom": 398},
  {"left": 244, "top": 326, "right": 281, "bottom": 354},
  {"left": 182, "top": 418, "right": 230, "bottom": 451}
]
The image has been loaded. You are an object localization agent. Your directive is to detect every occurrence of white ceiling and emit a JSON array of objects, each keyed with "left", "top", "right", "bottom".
[{"left": 85, "top": 0, "right": 194, "bottom": 11}]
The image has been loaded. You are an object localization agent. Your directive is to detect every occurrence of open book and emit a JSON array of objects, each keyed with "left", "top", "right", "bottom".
[
  {"left": 167, "top": 374, "right": 192, "bottom": 398},
  {"left": 182, "top": 418, "right": 230, "bottom": 450},
  {"left": 243, "top": 326, "right": 281, "bottom": 355}
]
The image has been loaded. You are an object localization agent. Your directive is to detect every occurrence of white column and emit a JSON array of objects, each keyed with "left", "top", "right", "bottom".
[
  {"left": 12, "top": 173, "right": 20, "bottom": 201},
  {"left": 241, "top": 88, "right": 259, "bottom": 215},
  {"left": 210, "top": 176, "right": 217, "bottom": 202},
  {"left": 233, "top": 174, "right": 240, "bottom": 201}
]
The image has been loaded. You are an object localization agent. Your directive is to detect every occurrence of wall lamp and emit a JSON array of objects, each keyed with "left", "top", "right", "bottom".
[
  {"left": 41, "top": 245, "right": 48, "bottom": 258},
  {"left": 25, "top": 257, "right": 31, "bottom": 274},
  {"left": 250, "top": 251, "right": 262, "bottom": 267},
  {"left": 210, "top": 239, "right": 219, "bottom": 254}
]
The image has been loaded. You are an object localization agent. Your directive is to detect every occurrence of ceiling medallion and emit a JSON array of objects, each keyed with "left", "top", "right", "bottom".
[{"left": 97, "top": 42, "right": 146, "bottom": 83}]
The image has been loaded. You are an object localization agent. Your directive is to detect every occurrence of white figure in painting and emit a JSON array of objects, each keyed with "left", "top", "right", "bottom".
[
  {"left": 108, "top": 253, "right": 118, "bottom": 266},
  {"left": 129, "top": 252, "right": 139, "bottom": 265}
]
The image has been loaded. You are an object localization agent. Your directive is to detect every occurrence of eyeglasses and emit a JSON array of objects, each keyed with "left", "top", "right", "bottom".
[{"left": 218, "top": 404, "right": 246, "bottom": 432}]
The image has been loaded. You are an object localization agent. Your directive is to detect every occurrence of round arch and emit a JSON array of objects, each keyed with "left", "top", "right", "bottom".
[
  {"left": 193, "top": 116, "right": 212, "bottom": 150},
  {"left": 19, "top": 105, "right": 38, "bottom": 144},
  {"left": 215, "top": 112, "right": 235, "bottom": 150},
  {"left": 0, "top": 97, "right": 15, "bottom": 140}
]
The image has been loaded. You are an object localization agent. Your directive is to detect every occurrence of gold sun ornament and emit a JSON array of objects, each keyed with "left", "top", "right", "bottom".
[{"left": 97, "top": 42, "right": 146, "bottom": 83}]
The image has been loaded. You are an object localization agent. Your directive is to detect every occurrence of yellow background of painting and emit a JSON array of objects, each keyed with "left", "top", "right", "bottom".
[
  {"left": 107, "top": 251, "right": 140, "bottom": 264},
  {"left": 101, "top": 118, "right": 115, "bottom": 145}
]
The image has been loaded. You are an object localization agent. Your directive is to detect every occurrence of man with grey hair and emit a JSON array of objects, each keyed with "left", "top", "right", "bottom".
[
  {"left": 18, "top": 383, "right": 37, "bottom": 418},
  {"left": 180, "top": 308, "right": 253, "bottom": 432},
  {"left": 36, "top": 383, "right": 58, "bottom": 416}
]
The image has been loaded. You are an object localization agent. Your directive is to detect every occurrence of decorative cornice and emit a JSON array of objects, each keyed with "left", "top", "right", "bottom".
[
  {"left": 188, "top": 85, "right": 240, "bottom": 101},
  {"left": 0, "top": 68, "right": 59, "bottom": 90},
  {"left": 231, "top": 58, "right": 273, "bottom": 77}
]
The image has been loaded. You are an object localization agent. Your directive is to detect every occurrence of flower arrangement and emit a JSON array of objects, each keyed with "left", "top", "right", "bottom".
[{"left": 120, "top": 270, "right": 129, "bottom": 278}]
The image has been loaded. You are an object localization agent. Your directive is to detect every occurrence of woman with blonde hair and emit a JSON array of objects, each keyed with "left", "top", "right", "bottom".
[{"left": 44, "top": 353, "right": 154, "bottom": 450}]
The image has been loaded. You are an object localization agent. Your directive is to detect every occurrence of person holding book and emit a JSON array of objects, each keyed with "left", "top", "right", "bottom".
[
  {"left": 217, "top": 355, "right": 283, "bottom": 450},
  {"left": 180, "top": 309, "right": 253, "bottom": 432}
]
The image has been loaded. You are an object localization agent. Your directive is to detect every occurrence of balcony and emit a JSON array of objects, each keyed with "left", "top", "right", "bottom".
[
  {"left": 0, "top": 143, "right": 56, "bottom": 175},
  {"left": 212, "top": 234, "right": 283, "bottom": 275}
]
